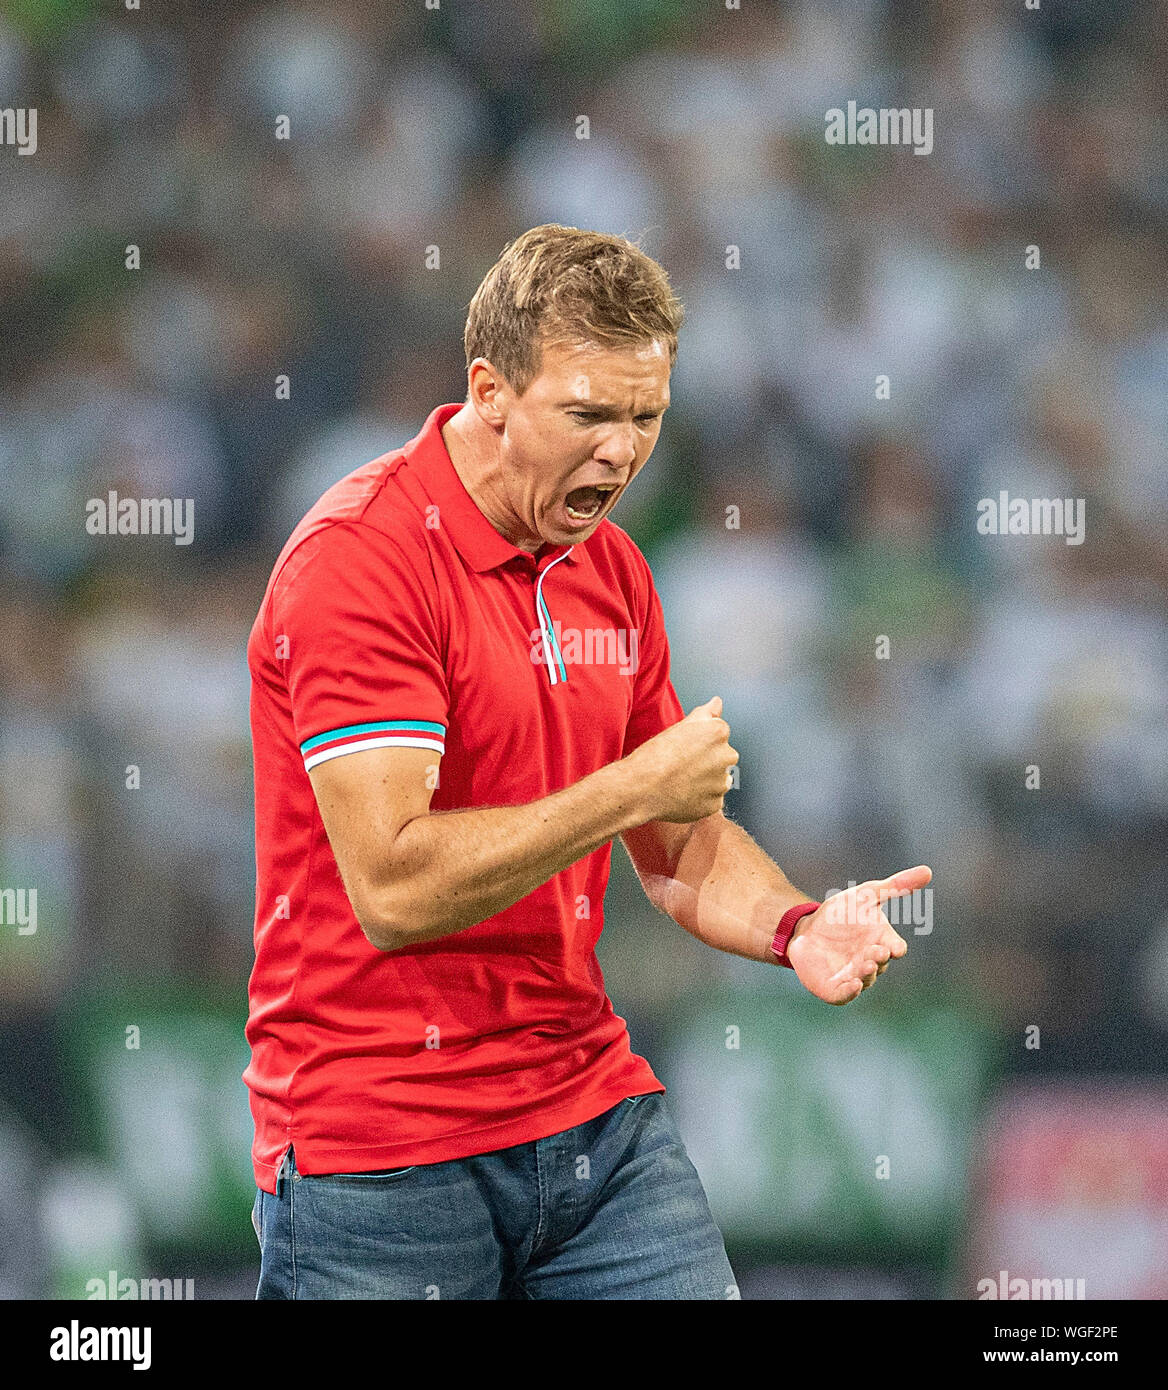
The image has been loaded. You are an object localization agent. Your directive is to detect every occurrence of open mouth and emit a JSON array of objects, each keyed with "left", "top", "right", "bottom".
[{"left": 564, "top": 483, "right": 618, "bottom": 522}]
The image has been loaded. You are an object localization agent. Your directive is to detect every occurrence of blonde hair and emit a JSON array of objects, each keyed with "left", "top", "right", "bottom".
[{"left": 464, "top": 224, "right": 684, "bottom": 394}]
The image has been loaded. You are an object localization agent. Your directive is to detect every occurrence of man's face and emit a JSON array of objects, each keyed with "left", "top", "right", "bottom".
[{"left": 487, "top": 337, "right": 671, "bottom": 549}]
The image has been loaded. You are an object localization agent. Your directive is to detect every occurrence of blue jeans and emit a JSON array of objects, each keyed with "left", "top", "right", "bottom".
[{"left": 252, "top": 1093, "right": 739, "bottom": 1299}]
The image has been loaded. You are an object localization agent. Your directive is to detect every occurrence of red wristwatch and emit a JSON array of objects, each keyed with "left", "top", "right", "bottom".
[{"left": 769, "top": 900, "right": 821, "bottom": 968}]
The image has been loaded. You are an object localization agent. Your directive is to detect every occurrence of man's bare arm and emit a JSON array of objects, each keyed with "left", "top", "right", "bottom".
[
  {"left": 309, "top": 697, "right": 738, "bottom": 951},
  {"left": 313, "top": 747, "right": 647, "bottom": 950},
  {"left": 621, "top": 812, "right": 929, "bottom": 1004},
  {"left": 620, "top": 813, "right": 814, "bottom": 965}
]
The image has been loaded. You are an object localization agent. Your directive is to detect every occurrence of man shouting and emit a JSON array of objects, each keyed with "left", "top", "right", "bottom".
[{"left": 244, "top": 223, "right": 931, "bottom": 1300}]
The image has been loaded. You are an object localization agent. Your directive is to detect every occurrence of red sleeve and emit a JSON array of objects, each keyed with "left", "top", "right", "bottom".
[
  {"left": 269, "top": 521, "right": 450, "bottom": 773},
  {"left": 621, "top": 543, "right": 684, "bottom": 758}
]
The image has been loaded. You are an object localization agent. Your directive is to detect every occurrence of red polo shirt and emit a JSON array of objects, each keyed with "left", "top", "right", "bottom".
[{"left": 244, "top": 402, "right": 680, "bottom": 1191}]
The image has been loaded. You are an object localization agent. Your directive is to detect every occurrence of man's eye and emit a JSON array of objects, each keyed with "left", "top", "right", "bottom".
[{"left": 569, "top": 410, "right": 660, "bottom": 424}]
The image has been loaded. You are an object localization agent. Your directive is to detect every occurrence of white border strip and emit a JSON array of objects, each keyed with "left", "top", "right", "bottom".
[{"left": 304, "top": 734, "right": 445, "bottom": 772}]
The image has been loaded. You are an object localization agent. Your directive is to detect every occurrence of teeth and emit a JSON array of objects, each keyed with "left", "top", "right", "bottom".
[{"left": 567, "top": 488, "right": 611, "bottom": 520}]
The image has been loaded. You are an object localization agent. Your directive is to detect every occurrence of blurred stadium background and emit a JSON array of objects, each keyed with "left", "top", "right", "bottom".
[{"left": 1, "top": 0, "right": 1166, "bottom": 1299}]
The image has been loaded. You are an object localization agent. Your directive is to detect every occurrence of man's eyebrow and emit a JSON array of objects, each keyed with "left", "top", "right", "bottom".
[{"left": 559, "top": 400, "right": 669, "bottom": 416}]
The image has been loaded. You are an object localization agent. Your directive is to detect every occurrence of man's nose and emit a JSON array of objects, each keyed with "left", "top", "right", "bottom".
[{"left": 596, "top": 424, "right": 637, "bottom": 469}]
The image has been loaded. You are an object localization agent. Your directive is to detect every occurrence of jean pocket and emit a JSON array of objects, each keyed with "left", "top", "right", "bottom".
[
  {"left": 306, "top": 1165, "right": 418, "bottom": 1182},
  {"left": 251, "top": 1190, "right": 262, "bottom": 1244}
]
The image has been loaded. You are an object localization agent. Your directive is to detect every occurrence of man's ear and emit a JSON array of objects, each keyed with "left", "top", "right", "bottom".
[{"left": 468, "top": 358, "right": 509, "bottom": 424}]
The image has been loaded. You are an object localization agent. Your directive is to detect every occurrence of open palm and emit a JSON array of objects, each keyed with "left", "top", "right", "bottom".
[{"left": 786, "top": 865, "right": 932, "bottom": 1005}]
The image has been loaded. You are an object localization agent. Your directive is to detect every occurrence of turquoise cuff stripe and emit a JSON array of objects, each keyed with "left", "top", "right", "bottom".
[
  {"left": 537, "top": 590, "right": 568, "bottom": 682},
  {"left": 300, "top": 719, "right": 446, "bottom": 754}
]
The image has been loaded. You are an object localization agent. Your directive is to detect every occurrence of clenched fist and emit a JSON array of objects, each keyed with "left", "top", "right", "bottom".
[{"left": 625, "top": 696, "right": 739, "bottom": 824}]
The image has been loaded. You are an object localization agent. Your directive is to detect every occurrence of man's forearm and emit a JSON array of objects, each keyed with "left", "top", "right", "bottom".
[
  {"left": 629, "top": 813, "right": 816, "bottom": 965},
  {"left": 372, "top": 758, "right": 649, "bottom": 949}
]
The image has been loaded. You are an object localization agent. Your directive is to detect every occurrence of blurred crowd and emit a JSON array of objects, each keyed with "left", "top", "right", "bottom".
[{"left": 1, "top": 0, "right": 1166, "bottom": 1295}]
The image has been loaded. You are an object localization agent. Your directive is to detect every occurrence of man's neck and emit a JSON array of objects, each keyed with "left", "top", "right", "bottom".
[{"left": 441, "top": 404, "right": 541, "bottom": 554}]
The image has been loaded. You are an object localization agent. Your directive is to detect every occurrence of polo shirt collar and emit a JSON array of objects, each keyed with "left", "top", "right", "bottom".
[{"left": 403, "top": 403, "right": 579, "bottom": 573}]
